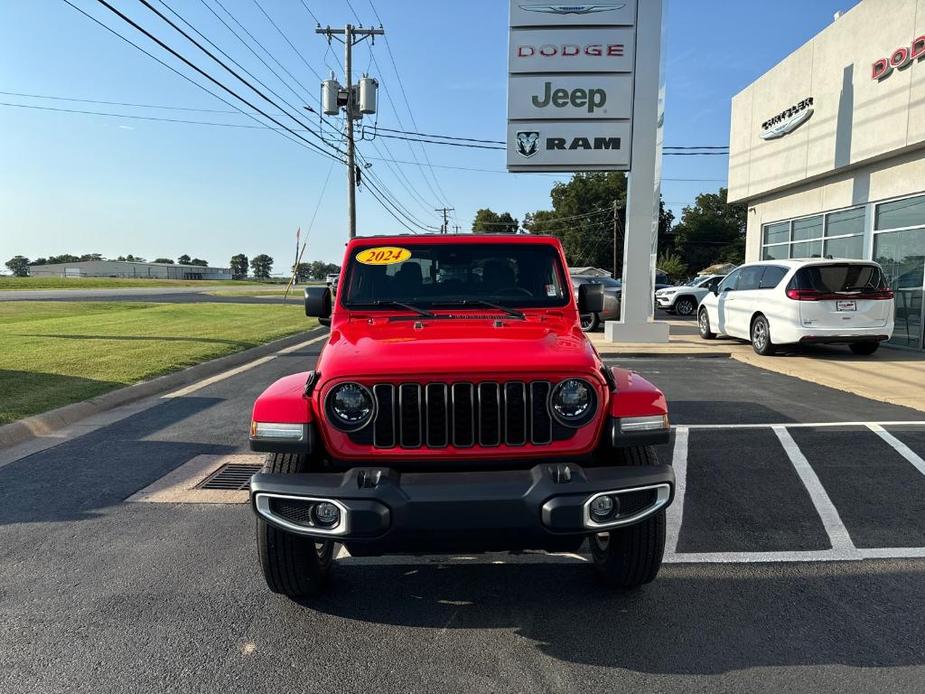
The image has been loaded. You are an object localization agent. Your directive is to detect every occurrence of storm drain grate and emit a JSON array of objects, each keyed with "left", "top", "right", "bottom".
[{"left": 196, "top": 463, "right": 263, "bottom": 491}]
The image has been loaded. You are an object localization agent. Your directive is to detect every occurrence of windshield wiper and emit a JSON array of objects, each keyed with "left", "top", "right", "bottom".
[
  {"left": 348, "top": 300, "right": 435, "bottom": 318},
  {"left": 434, "top": 299, "right": 525, "bottom": 319}
]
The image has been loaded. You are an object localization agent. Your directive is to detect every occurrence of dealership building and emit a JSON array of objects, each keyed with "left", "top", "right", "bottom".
[
  {"left": 29, "top": 260, "right": 232, "bottom": 281},
  {"left": 728, "top": 0, "right": 925, "bottom": 349}
]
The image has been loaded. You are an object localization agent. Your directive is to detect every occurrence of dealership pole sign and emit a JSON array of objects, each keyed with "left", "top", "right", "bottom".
[{"left": 507, "top": 1, "right": 645, "bottom": 171}]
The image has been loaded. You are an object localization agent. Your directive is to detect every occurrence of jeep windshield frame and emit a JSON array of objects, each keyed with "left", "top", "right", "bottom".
[{"left": 340, "top": 242, "right": 571, "bottom": 311}]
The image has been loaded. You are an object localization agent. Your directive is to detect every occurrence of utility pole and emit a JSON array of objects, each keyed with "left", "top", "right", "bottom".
[
  {"left": 316, "top": 24, "right": 384, "bottom": 239},
  {"left": 435, "top": 207, "right": 455, "bottom": 234}
]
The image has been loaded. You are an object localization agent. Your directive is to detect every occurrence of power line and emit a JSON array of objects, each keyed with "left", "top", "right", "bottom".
[
  {"left": 133, "top": 0, "right": 344, "bottom": 157},
  {"left": 371, "top": 124, "right": 505, "bottom": 145},
  {"left": 60, "top": 0, "right": 338, "bottom": 160},
  {"left": 366, "top": 0, "right": 452, "bottom": 209},
  {"left": 0, "top": 89, "right": 242, "bottom": 114}
]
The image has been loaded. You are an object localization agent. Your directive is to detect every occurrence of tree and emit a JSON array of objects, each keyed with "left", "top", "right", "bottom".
[
  {"left": 250, "top": 254, "right": 273, "bottom": 279},
  {"left": 230, "top": 254, "right": 249, "bottom": 280},
  {"left": 472, "top": 208, "right": 519, "bottom": 234},
  {"left": 523, "top": 172, "right": 673, "bottom": 275},
  {"left": 189, "top": 258, "right": 208, "bottom": 267},
  {"left": 671, "top": 187, "right": 747, "bottom": 272},
  {"left": 47, "top": 254, "right": 79, "bottom": 264},
  {"left": 657, "top": 252, "right": 688, "bottom": 282},
  {"left": 154, "top": 258, "right": 174, "bottom": 264},
  {"left": 177, "top": 254, "right": 191, "bottom": 265},
  {"left": 79, "top": 253, "right": 103, "bottom": 262},
  {"left": 5, "top": 256, "right": 30, "bottom": 277},
  {"left": 30, "top": 258, "right": 47, "bottom": 266}
]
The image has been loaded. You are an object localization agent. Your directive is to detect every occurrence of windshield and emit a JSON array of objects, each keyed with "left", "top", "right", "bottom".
[
  {"left": 573, "top": 276, "right": 620, "bottom": 288},
  {"left": 791, "top": 264, "right": 888, "bottom": 293},
  {"left": 343, "top": 243, "right": 569, "bottom": 309}
]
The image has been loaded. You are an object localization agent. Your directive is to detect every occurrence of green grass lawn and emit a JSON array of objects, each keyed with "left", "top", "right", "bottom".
[
  {"left": 0, "top": 301, "right": 317, "bottom": 425},
  {"left": 0, "top": 277, "right": 275, "bottom": 290}
]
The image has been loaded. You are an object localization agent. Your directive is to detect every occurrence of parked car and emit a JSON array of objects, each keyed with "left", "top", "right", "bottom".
[
  {"left": 248, "top": 235, "right": 675, "bottom": 598},
  {"left": 697, "top": 259, "right": 894, "bottom": 355},
  {"left": 571, "top": 275, "right": 621, "bottom": 331},
  {"left": 655, "top": 274, "right": 726, "bottom": 316}
]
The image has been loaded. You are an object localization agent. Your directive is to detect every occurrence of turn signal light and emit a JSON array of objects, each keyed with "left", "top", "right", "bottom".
[{"left": 250, "top": 422, "right": 305, "bottom": 440}]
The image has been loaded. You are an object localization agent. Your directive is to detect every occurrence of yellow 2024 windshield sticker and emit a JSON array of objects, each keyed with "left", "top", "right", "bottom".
[{"left": 356, "top": 246, "right": 412, "bottom": 265}]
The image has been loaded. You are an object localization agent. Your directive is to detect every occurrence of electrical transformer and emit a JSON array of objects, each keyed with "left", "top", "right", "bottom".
[
  {"left": 321, "top": 79, "right": 341, "bottom": 116},
  {"left": 358, "top": 77, "right": 379, "bottom": 115}
]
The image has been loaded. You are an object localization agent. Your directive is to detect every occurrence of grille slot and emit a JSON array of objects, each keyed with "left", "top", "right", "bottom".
[
  {"left": 399, "top": 384, "right": 422, "bottom": 448},
  {"left": 452, "top": 383, "right": 475, "bottom": 448},
  {"left": 356, "top": 380, "right": 568, "bottom": 449}
]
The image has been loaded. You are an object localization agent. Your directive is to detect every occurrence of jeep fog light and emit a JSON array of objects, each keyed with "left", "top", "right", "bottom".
[
  {"left": 619, "top": 415, "right": 669, "bottom": 433},
  {"left": 251, "top": 422, "right": 304, "bottom": 440},
  {"left": 589, "top": 494, "right": 618, "bottom": 522},
  {"left": 312, "top": 502, "right": 341, "bottom": 528}
]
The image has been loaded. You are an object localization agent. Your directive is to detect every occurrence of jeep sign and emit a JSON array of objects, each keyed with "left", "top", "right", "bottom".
[
  {"left": 508, "top": 74, "right": 633, "bottom": 120},
  {"left": 506, "top": 122, "right": 631, "bottom": 169},
  {"left": 507, "top": 0, "right": 641, "bottom": 171}
]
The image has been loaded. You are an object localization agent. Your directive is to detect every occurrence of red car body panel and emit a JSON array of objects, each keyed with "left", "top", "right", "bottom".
[
  {"left": 251, "top": 372, "right": 314, "bottom": 424},
  {"left": 608, "top": 368, "right": 669, "bottom": 418},
  {"left": 250, "top": 235, "right": 669, "bottom": 459}
]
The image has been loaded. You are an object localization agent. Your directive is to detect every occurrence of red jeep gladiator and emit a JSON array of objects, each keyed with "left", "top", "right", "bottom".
[{"left": 248, "top": 235, "right": 674, "bottom": 598}]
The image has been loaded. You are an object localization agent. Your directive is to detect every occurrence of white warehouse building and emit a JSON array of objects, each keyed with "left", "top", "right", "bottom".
[
  {"left": 29, "top": 260, "right": 232, "bottom": 281},
  {"left": 728, "top": 0, "right": 925, "bottom": 350}
]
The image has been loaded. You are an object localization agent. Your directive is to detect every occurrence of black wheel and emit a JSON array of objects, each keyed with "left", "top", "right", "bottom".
[
  {"left": 750, "top": 314, "right": 776, "bottom": 355},
  {"left": 256, "top": 453, "right": 334, "bottom": 598},
  {"left": 849, "top": 341, "right": 880, "bottom": 355},
  {"left": 697, "top": 308, "right": 716, "bottom": 339},
  {"left": 590, "top": 445, "right": 666, "bottom": 590},
  {"left": 675, "top": 296, "right": 696, "bottom": 316},
  {"left": 579, "top": 312, "right": 600, "bottom": 332}
]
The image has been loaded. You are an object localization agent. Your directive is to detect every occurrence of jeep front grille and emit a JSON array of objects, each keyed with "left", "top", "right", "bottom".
[{"left": 363, "top": 381, "right": 558, "bottom": 449}]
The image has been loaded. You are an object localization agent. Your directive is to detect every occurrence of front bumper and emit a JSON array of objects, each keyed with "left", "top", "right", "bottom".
[{"left": 250, "top": 462, "right": 675, "bottom": 555}]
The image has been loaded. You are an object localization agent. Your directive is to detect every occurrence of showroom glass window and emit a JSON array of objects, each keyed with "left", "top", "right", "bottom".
[
  {"left": 761, "top": 207, "right": 864, "bottom": 261},
  {"left": 873, "top": 195, "right": 925, "bottom": 349}
]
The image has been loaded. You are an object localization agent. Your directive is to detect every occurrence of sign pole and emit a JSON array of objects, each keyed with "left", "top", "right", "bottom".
[{"left": 604, "top": 0, "right": 669, "bottom": 344}]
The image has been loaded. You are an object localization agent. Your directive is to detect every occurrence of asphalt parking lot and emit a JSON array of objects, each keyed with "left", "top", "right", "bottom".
[{"left": 1, "top": 339, "right": 923, "bottom": 693}]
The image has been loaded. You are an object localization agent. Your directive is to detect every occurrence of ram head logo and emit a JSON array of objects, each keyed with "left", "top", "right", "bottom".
[{"left": 516, "top": 131, "right": 540, "bottom": 158}]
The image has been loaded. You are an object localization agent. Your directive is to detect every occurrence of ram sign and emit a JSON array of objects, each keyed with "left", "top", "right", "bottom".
[{"left": 506, "top": 0, "right": 641, "bottom": 171}]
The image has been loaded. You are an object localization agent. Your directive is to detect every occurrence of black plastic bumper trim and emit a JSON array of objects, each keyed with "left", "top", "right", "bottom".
[
  {"left": 609, "top": 417, "right": 670, "bottom": 447},
  {"left": 249, "top": 460, "right": 675, "bottom": 554}
]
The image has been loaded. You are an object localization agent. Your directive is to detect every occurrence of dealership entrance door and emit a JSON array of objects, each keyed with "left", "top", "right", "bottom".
[{"left": 873, "top": 195, "right": 925, "bottom": 350}]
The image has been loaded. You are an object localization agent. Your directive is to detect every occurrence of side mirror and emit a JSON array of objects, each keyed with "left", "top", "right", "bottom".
[
  {"left": 304, "top": 286, "right": 332, "bottom": 319},
  {"left": 578, "top": 283, "right": 604, "bottom": 313},
  {"left": 318, "top": 317, "right": 331, "bottom": 327},
  {"left": 712, "top": 285, "right": 720, "bottom": 296}
]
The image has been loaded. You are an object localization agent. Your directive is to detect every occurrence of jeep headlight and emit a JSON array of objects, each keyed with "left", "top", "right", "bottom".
[
  {"left": 550, "top": 378, "right": 596, "bottom": 427},
  {"left": 326, "top": 382, "right": 375, "bottom": 431}
]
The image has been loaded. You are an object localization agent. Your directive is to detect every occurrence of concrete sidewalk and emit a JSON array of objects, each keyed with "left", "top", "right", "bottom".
[{"left": 591, "top": 319, "right": 925, "bottom": 413}]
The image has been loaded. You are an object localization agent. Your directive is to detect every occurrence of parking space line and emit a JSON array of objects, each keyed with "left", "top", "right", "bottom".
[
  {"left": 868, "top": 424, "right": 925, "bottom": 478},
  {"left": 666, "top": 548, "right": 925, "bottom": 563},
  {"left": 681, "top": 421, "right": 925, "bottom": 430},
  {"left": 664, "top": 426, "right": 688, "bottom": 556},
  {"left": 772, "top": 425, "right": 858, "bottom": 554}
]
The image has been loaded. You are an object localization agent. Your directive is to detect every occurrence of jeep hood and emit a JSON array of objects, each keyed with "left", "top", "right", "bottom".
[{"left": 317, "top": 318, "right": 599, "bottom": 380}]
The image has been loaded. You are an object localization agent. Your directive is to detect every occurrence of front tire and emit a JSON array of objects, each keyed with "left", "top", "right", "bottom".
[
  {"left": 257, "top": 453, "right": 334, "bottom": 599},
  {"left": 849, "top": 341, "right": 880, "bottom": 355},
  {"left": 698, "top": 308, "right": 716, "bottom": 339},
  {"left": 590, "top": 445, "right": 666, "bottom": 590},
  {"left": 675, "top": 296, "right": 696, "bottom": 316},
  {"left": 579, "top": 312, "right": 600, "bottom": 332},
  {"left": 750, "top": 314, "right": 776, "bottom": 355}
]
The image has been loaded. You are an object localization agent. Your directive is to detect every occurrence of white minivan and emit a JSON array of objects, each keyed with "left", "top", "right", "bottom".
[{"left": 697, "top": 259, "right": 895, "bottom": 355}]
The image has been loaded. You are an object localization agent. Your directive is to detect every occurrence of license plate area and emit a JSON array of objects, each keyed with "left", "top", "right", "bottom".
[{"left": 836, "top": 300, "right": 857, "bottom": 312}]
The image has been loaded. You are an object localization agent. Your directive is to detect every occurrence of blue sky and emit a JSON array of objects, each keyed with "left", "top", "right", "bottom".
[{"left": 0, "top": 0, "right": 860, "bottom": 269}]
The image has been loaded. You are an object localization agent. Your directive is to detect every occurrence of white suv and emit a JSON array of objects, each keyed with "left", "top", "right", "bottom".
[
  {"left": 697, "top": 259, "right": 895, "bottom": 356},
  {"left": 655, "top": 274, "right": 725, "bottom": 316}
]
